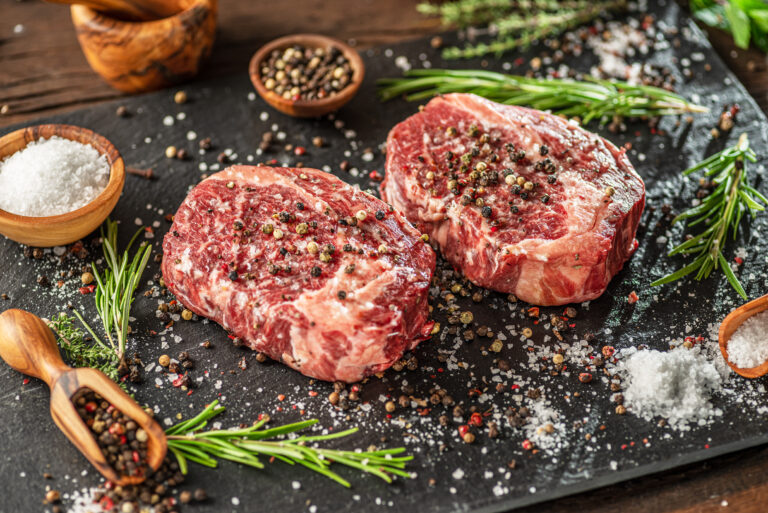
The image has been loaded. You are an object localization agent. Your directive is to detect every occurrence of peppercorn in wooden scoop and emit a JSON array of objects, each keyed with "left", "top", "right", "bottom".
[
  {"left": 0, "top": 308, "right": 166, "bottom": 485},
  {"left": 719, "top": 293, "right": 768, "bottom": 378}
]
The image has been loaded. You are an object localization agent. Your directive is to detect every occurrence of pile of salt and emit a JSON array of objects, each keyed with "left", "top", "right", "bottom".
[
  {"left": 727, "top": 310, "right": 768, "bottom": 369},
  {"left": 616, "top": 346, "right": 722, "bottom": 429},
  {"left": 0, "top": 136, "right": 110, "bottom": 217}
]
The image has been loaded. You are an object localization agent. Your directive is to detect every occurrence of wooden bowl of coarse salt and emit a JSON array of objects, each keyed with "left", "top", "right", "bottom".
[{"left": 0, "top": 124, "right": 125, "bottom": 247}]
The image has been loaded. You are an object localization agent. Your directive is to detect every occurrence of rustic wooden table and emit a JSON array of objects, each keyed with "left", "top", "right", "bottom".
[{"left": 2, "top": 1, "right": 768, "bottom": 512}]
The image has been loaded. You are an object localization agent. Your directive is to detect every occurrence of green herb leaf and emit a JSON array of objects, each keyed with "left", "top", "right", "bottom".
[
  {"left": 377, "top": 69, "right": 707, "bottom": 124},
  {"left": 48, "top": 313, "right": 123, "bottom": 387},
  {"left": 726, "top": 1, "right": 753, "bottom": 48},
  {"left": 417, "top": 0, "right": 627, "bottom": 59},
  {"left": 652, "top": 133, "right": 764, "bottom": 299},
  {"left": 165, "top": 400, "right": 413, "bottom": 487},
  {"left": 692, "top": 0, "right": 768, "bottom": 53}
]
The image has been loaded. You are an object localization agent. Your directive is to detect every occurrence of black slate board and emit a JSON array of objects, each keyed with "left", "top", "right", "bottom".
[{"left": 3, "top": 1, "right": 768, "bottom": 512}]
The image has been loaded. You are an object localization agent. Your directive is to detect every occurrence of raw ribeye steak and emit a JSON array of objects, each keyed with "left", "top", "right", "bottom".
[
  {"left": 162, "top": 165, "right": 435, "bottom": 382},
  {"left": 381, "top": 93, "right": 645, "bottom": 306}
]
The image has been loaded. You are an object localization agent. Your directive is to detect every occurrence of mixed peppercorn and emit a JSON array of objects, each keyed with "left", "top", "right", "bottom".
[
  {"left": 74, "top": 388, "right": 150, "bottom": 479},
  {"left": 259, "top": 44, "right": 354, "bottom": 101},
  {"left": 421, "top": 122, "right": 576, "bottom": 230}
]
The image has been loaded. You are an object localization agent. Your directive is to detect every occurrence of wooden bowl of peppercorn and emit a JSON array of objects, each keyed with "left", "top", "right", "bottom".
[{"left": 249, "top": 34, "right": 365, "bottom": 118}]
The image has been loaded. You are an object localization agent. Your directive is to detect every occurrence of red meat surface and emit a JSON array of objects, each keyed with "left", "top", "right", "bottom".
[
  {"left": 381, "top": 93, "right": 645, "bottom": 306},
  {"left": 162, "top": 165, "right": 435, "bottom": 382}
]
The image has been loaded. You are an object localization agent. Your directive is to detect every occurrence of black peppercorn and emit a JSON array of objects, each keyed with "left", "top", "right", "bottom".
[
  {"left": 310, "top": 266, "right": 321, "bottom": 277},
  {"left": 481, "top": 206, "right": 492, "bottom": 218},
  {"left": 228, "top": 270, "right": 238, "bottom": 281},
  {"left": 375, "top": 210, "right": 385, "bottom": 220}
]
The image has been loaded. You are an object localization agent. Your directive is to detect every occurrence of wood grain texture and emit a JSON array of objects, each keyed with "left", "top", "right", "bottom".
[
  {"left": 0, "top": 124, "right": 125, "bottom": 247},
  {"left": 3, "top": 1, "right": 768, "bottom": 512},
  {"left": 46, "top": 0, "right": 184, "bottom": 22},
  {"left": 71, "top": 0, "right": 217, "bottom": 93},
  {"left": 249, "top": 33, "right": 365, "bottom": 118},
  {"left": 0, "top": 0, "right": 438, "bottom": 126},
  {"left": 0, "top": 309, "right": 167, "bottom": 486}
]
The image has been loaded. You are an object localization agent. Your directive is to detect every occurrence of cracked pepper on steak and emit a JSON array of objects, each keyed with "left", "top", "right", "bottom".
[
  {"left": 162, "top": 165, "right": 436, "bottom": 382},
  {"left": 381, "top": 93, "right": 646, "bottom": 306}
]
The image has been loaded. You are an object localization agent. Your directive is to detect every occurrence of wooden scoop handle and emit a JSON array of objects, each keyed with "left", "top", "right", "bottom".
[
  {"left": 0, "top": 309, "right": 70, "bottom": 386},
  {"left": 45, "top": 0, "right": 181, "bottom": 21}
]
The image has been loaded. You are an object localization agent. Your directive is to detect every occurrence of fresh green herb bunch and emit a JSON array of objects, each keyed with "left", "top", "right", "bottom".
[
  {"left": 73, "top": 219, "right": 152, "bottom": 366},
  {"left": 166, "top": 400, "right": 413, "bottom": 487},
  {"left": 691, "top": 0, "right": 768, "bottom": 52},
  {"left": 417, "top": 0, "right": 627, "bottom": 59},
  {"left": 652, "top": 133, "right": 767, "bottom": 299},
  {"left": 48, "top": 313, "right": 121, "bottom": 383},
  {"left": 378, "top": 69, "right": 707, "bottom": 124}
]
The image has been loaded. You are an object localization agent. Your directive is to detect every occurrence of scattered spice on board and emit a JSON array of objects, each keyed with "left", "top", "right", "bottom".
[
  {"left": 259, "top": 44, "right": 354, "bottom": 101},
  {"left": 727, "top": 310, "right": 768, "bottom": 369}
]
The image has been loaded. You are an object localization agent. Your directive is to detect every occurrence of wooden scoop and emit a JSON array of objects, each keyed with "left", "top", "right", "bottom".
[
  {"left": 0, "top": 309, "right": 166, "bottom": 485},
  {"left": 719, "top": 293, "right": 768, "bottom": 378},
  {"left": 45, "top": 0, "right": 181, "bottom": 21}
]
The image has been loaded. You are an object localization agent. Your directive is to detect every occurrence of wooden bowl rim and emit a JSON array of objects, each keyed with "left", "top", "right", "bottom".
[
  {"left": 0, "top": 124, "right": 125, "bottom": 229},
  {"left": 249, "top": 33, "right": 365, "bottom": 117},
  {"left": 718, "top": 293, "right": 768, "bottom": 378},
  {"left": 71, "top": 0, "right": 214, "bottom": 28}
]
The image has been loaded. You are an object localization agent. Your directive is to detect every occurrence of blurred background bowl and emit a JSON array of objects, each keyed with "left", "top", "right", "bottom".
[{"left": 71, "top": 0, "right": 217, "bottom": 93}]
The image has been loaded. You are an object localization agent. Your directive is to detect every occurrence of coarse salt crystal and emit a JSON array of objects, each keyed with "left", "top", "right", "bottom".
[
  {"left": 727, "top": 310, "right": 768, "bottom": 369},
  {"left": 615, "top": 346, "right": 721, "bottom": 429},
  {"left": 0, "top": 136, "right": 109, "bottom": 216}
]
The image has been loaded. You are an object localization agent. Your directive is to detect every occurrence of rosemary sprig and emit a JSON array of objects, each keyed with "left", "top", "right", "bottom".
[
  {"left": 48, "top": 313, "right": 121, "bottom": 383},
  {"left": 72, "top": 219, "right": 152, "bottom": 366},
  {"left": 166, "top": 401, "right": 413, "bottom": 487},
  {"left": 651, "top": 133, "right": 767, "bottom": 299},
  {"left": 417, "top": 0, "right": 627, "bottom": 59},
  {"left": 377, "top": 69, "right": 707, "bottom": 124}
]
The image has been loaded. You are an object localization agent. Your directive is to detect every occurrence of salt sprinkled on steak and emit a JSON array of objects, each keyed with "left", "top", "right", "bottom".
[
  {"left": 381, "top": 93, "right": 645, "bottom": 305},
  {"left": 162, "top": 165, "right": 436, "bottom": 382}
]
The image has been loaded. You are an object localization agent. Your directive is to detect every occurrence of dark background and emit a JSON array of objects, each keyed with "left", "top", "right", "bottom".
[{"left": 3, "top": 1, "right": 768, "bottom": 512}]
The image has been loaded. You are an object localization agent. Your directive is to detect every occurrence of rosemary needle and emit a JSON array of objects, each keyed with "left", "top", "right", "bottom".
[
  {"left": 377, "top": 69, "right": 707, "bottom": 125},
  {"left": 651, "top": 133, "right": 767, "bottom": 299},
  {"left": 166, "top": 400, "right": 413, "bottom": 487},
  {"left": 72, "top": 219, "right": 152, "bottom": 366}
]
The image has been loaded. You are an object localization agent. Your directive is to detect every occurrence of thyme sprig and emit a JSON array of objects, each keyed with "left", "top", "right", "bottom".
[
  {"left": 378, "top": 69, "right": 707, "bottom": 124},
  {"left": 651, "top": 133, "right": 767, "bottom": 299},
  {"left": 417, "top": 0, "right": 627, "bottom": 59},
  {"left": 48, "top": 313, "right": 121, "bottom": 383},
  {"left": 166, "top": 401, "right": 413, "bottom": 487},
  {"left": 72, "top": 219, "right": 152, "bottom": 366}
]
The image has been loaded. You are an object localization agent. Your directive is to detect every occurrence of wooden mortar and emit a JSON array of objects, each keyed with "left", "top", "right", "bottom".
[{"left": 71, "top": 0, "right": 217, "bottom": 93}]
